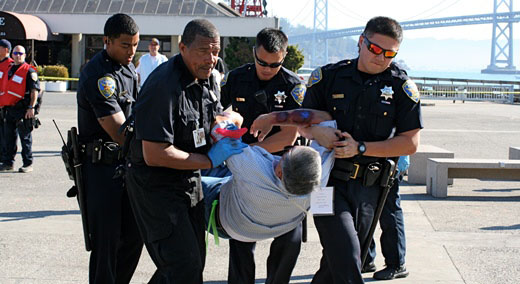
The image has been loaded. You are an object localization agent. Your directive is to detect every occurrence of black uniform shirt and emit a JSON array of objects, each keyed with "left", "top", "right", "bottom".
[
  {"left": 77, "top": 50, "right": 137, "bottom": 143},
  {"left": 220, "top": 63, "right": 306, "bottom": 144},
  {"left": 134, "top": 54, "right": 222, "bottom": 158},
  {"left": 303, "top": 58, "right": 423, "bottom": 147}
]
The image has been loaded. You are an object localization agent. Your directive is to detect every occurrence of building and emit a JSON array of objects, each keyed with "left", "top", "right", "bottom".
[{"left": 0, "top": 0, "right": 277, "bottom": 77}]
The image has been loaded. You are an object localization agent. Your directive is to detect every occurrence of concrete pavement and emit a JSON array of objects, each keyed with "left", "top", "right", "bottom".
[{"left": 0, "top": 93, "right": 519, "bottom": 283}]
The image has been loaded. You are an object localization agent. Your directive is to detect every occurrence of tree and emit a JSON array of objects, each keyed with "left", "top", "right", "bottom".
[
  {"left": 283, "top": 45, "right": 305, "bottom": 72},
  {"left": 224, "top": 37, "right": 254, "bottom": 70}
]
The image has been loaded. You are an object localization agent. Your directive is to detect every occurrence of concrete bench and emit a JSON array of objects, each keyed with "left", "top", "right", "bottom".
[
  {"left": 509, "top": 147, "right": 520, "bottom": 160},
  {"left": 426, "top": 158, "right": 520, "bottom": 198},
  {"left": 409, "top": 144, "right": 454, "bottom": 184}
]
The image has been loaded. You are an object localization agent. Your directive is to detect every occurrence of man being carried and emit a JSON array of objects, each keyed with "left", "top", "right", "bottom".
[{"left": 204, "top": 109, "right": 338, "bottom": 243}]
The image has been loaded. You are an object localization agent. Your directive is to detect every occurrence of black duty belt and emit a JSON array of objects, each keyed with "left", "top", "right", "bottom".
[
  {"left": 331, "top": 159, "right": 384, "bottom": 187},
  {"left": 81, "top": 140, "right": 122, "bottom": 165}
]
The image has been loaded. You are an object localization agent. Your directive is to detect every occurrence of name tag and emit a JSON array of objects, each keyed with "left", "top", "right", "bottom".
[
  {"left": 310, "top": 186, "right": 334, "bottom": 216},
  {"left": 193, "top": 128, "right": 207, "bottom": 148},
  {"left": 12, "top": 75, "right": 23, "bottom": 84},
  {"left": 0, "top": 71, "right": 3, "bottom": 79}
]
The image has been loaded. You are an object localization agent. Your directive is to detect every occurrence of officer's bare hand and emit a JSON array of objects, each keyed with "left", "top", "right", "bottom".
[
  {"left": 25, "top": 108, "right": 35, "bottom": 119},
  {"left": 250, "top": 114, "right": 273, "bottom": 142},
  {"left": 301, "top": 126, "right": 340, "bottom": 149},
  {"left": 333, "top": 132, "right": 358, "bottom": 158}
]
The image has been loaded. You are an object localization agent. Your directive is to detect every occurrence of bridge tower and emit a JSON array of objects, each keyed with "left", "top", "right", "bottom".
[
  {"left": 312, "top": 0, "right": 328, "bottom": 67},
  {"left": 482, "top": 0, "right": 516, "bottom": 74}
]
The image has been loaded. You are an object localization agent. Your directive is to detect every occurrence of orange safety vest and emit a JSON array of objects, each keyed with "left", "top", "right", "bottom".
[
  {"left": 0, "top": 62, "right": 32, "bottom": 107},
  {"left": 0, "top": 57, "right": 14, "bottom": 97}
]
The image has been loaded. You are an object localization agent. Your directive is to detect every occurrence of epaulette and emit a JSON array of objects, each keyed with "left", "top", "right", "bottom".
[
  {"left": 307, "top": 59, "right": 354, "bottom": 88},
  {"left": 230, "top": 63, "right": 254, "bottom": 76},
  {"left": 323, "top": 59, "right": 353, "bottom": 71},
  {"left": 281, "top": 67, "right": 302, "bottom": 84},
  {"left": 389, "top": 63, "right": 409, "bottom": 81}
]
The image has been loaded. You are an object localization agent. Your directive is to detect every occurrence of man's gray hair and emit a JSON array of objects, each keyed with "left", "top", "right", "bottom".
[{"left": 282, "top": 146, "right": 322, "bottom": 195}]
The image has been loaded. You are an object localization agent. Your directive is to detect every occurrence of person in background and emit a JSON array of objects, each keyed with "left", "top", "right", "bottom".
[
  {"left": 136, "top": 37, "right": 168, "bottom": 87},
  {"left": 0, "top": 45, "right": 39, "bottom": 173}
]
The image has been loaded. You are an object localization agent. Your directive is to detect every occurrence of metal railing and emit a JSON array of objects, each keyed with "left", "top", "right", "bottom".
[{"left": 411, "top": 76, "right": 520, "bottom": 104}]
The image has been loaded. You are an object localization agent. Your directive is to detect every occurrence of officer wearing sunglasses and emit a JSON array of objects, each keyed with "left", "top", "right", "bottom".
[
  {"left": 303, "top": 16, "right": 423, "bottom": 283},
  {"left": 217, "top": 28, "right": 306, "bottom": 284},
  {"left": 0, "top": 45, "right": 40, "bottom": 173}
]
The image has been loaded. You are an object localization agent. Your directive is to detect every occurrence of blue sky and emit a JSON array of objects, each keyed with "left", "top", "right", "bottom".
[
  {"left": 266, "top": 0, "right": 502, "bottom": 40},
  {"left": 265, "top": 0, "right": 519, "bottom": 73}
]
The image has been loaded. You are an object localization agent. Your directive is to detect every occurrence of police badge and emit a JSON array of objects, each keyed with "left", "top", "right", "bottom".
[
  {"left": 402, "top": 80, "right": 420, "bottom": 103},
  {"left": 274, "top": 91, "right": 287, "bottom": 104},
  {"left": 291, "top": 84, "right": 306, "bottom": 106},
  {"left": 380, "top": 85, "right": 394, "bottom": 100},
  {"left": 98, "top": 77, "right": 116, "bottom": 99},
  {"left": 306, "top": 68, "right": 322, "bottom": 88}
]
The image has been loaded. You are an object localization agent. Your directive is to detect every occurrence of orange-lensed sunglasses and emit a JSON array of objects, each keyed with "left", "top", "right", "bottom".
[{"left": 363, "top": 36, "right": 398, "bottom": 58}]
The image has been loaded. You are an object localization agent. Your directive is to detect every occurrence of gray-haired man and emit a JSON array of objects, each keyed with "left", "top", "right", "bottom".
[{"left": 202, "top": 123, "right": 335, "bottom": 243}]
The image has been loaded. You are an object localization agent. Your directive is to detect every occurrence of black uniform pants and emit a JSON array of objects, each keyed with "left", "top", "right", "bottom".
[
  {"left": 125, "top": 165, "right": 206, "bottom": 284},
  {"left": 83, "top": 159, "right": 143, "bottom": 284},
  {"left": 228, "top": 223, "right": 302, "bottom": 284},
  {"left": 311, "top": 179, "right": 381, "bottom": 284},
  {"left": 366, "top": 180, "right": 406, "bottom": 267},
  {"left": 0, "top": 109, "right": 32, "bottom": 167}
]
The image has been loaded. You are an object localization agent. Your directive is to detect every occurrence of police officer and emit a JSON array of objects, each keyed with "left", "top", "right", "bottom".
[
  {"left": 76, "top": 13, "right": 143, "bottom": 283},
  {"left": 0, "top": 39, "right": 13, "bottom": 167},
  {"left": 302, "top": 16, "right": 423, "bottom": 283},
  {"left": 0, "top": 45, "right": 39, "bottom": 173},
  {"left": 125, "top": 19, "right": 245, "bottom": 284},
  {"left": 219, "top": 28, "right": 306, "bottom": 284}
]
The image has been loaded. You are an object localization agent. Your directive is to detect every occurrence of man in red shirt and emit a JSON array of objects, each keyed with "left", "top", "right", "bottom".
[{"left": 0, "top": 45, "right": 39, "bottom": 172}]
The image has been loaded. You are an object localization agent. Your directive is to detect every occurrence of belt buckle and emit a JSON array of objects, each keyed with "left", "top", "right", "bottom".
[{"left": 350, "top": 163, "right": 360, "bottom": 179}]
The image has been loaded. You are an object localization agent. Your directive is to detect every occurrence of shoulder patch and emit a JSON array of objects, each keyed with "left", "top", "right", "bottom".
[
  {"left": 98, "top": 76, "right": 116, "bottom": 99},
  {"left": 220, "top": 72, "right": 228, "bottom": 88},
  {"left": 402, "top": 80, "right": 420, "bottom": 103},
  {"left": 30, "top": 72, "right": 38, "bottom": 82},
  {"left": 306, "top": 67, "right": 322, "bottom": 88},
  {"left": 290, "top": 84, "right": 306, "bottom": 106}
]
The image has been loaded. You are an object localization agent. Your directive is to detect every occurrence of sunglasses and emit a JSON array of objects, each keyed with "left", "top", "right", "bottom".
[
  {"left": 13, "top": 51, "right": 24, "bottom": 56},
  {"left": 363, "top": 36, "right": 398, "bottom": 58},
  {"left": 253, "top": 47, "right": 284, "bottom": 68}
]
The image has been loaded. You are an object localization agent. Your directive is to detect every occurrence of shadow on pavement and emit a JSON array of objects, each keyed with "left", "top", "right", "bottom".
[
  {"left": 401, "top": 193, "right": 520, "bottom": 202},
  {"left": 481, "top": 224, "right": 520, "bottom": 231},
  {"left": 0, "top": 210, "right": 79, "bottom": 222}
]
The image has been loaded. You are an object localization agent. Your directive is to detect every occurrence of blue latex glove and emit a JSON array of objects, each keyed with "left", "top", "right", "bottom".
[
  {"left": 397, "top": 155, "right": 410, "bottom": 174},
  {"left": 207, "top": 137, "right": 247, "bottom": 168}
]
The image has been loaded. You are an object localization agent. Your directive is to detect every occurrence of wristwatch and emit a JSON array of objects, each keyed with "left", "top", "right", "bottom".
[
  {"left": 27, "top": 106, "right": 34, "bottom": 109},
  {"left": 357, "top": 141, "right": 366, "bottom": 156}
]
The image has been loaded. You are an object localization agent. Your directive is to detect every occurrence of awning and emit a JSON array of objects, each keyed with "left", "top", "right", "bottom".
[{"left": 0, "top": 11, "right": 59, "bottom": 41}]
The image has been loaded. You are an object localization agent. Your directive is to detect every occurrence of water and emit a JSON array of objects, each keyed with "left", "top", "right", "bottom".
[{"left": 408, "top": 70, "right": 519, "bottom": 82}]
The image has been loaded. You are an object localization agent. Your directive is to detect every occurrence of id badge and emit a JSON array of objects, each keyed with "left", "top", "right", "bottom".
[
  {"left": 310, "top": 186, "right": 334, "bottom": 216},
  {"left": 193, "top": 128, "right": 207, "bottom": 148}
]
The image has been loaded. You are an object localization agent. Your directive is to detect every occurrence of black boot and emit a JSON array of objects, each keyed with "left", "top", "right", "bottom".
[{"left": 373, "top": 265, "right": 409, "bottom": 280}]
